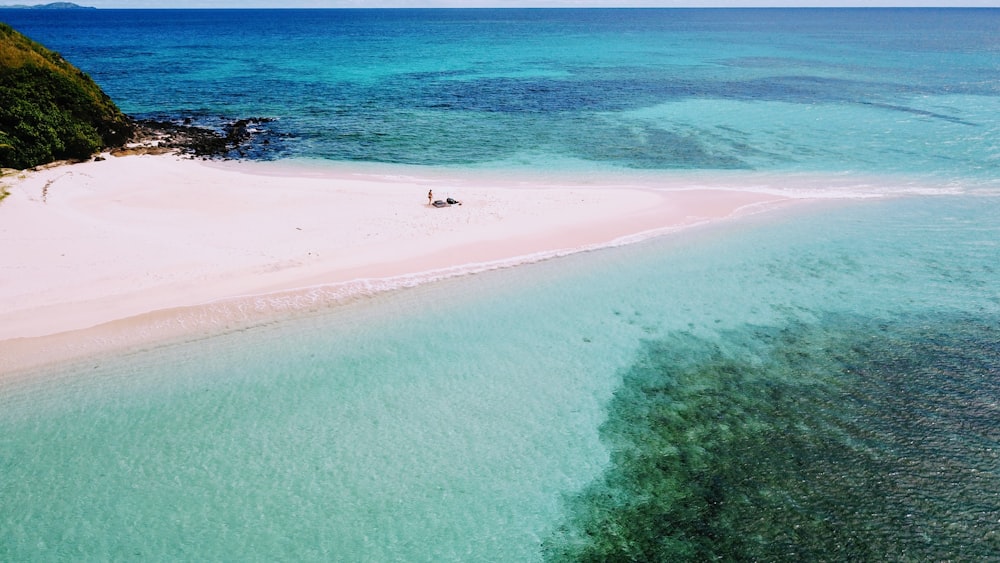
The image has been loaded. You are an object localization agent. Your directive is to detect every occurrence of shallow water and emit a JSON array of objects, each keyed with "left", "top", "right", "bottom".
[
  {"left": 545, "top": 312, "right": 1000, "bottom": 561},
  {"left": 3, "top": 195, "right": 999, "bottom": 560},
  {"left": 2, "top": 8, "right": 999, "bottom": 561}
]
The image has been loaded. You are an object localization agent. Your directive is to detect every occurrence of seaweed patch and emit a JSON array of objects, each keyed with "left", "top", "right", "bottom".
[{"left": 544, "top": 313, "right": 1000, "bottom": 561}]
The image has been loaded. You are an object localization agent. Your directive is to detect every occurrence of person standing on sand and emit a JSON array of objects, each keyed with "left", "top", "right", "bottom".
[{"left": 428, "top": 190, "right": 433, "bottom": 205}]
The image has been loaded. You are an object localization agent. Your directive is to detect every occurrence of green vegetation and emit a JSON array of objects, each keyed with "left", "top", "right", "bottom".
[{"left": 0, "top": 22, "right": 133, "bottom": 169}]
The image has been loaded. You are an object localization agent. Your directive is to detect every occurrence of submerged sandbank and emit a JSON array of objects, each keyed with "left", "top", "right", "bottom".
[{"left": 1, "top": 154, "right": 804, "bottom": 375}]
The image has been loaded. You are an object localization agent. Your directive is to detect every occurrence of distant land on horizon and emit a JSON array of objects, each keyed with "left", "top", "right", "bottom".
[{"left": 0, "top": 2, "right": 94, "bottom": 8}]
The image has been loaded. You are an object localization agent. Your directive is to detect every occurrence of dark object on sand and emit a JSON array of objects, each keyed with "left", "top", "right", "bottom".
[{"left": 432, "top": 197, "right": 462, "bottom": 208}]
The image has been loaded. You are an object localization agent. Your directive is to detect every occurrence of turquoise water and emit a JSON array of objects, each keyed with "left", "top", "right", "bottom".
[
  {"left": 3, "top": 9, "right": 999, "bottom": 181},
  {"left": 2, "top": 9, "right": 1000, "bottom": 561},
  {"left": 3, "top": 196, "right": 998, "bottom": 560}
]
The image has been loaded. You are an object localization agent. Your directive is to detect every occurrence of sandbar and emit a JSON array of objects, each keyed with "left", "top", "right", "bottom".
[{"left": 1, "top": 154, "right": 801, "bottom": 375}]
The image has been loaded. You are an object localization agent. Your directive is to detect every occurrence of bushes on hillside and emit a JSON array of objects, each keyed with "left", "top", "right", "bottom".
[{"left": 0, "top": 23, "right": 133, "bottom": 169}]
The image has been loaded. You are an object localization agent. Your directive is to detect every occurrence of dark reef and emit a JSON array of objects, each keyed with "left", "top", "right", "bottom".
[{"left": 544, "top": 313, "right": 1000, "bottom": 561}]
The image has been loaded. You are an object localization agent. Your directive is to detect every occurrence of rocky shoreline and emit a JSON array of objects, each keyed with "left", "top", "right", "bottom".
[{"left": 111, "top": 116, "right": 280, "bottom": 160}]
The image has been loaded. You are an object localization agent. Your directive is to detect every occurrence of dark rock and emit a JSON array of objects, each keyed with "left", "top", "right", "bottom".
[{"left": 121, "top": 116, "right": 279, "bottom": 159}]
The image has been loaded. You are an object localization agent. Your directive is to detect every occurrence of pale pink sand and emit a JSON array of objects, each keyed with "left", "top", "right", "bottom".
[{"left": 0, "top": 154, "right": 797, "bottom": 374}]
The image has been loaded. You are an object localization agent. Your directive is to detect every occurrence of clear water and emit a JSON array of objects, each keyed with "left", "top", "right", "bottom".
[
  {"left": 1, "top": 9, "right": 999, "bottom": 561},
  {"left": 3, "top": 8, "right": 999, "bottom": 181}
]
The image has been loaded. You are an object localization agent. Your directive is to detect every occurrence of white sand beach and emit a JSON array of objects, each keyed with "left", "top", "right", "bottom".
[{"left": 0, "top": 154, "right": 797, "bottom": 374}]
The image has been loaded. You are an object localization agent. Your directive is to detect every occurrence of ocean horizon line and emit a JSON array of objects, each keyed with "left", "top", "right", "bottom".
[{"left": 3, "top": 6, "right": 997, "bottom": 10}]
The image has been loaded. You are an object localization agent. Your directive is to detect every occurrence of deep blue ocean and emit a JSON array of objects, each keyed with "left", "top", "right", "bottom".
[
  {"left": 3, "top": 8, "right": 999, "bottom": 180},
  {"left": 1, "top": 9, "right": 999, "bottom": 561}
]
